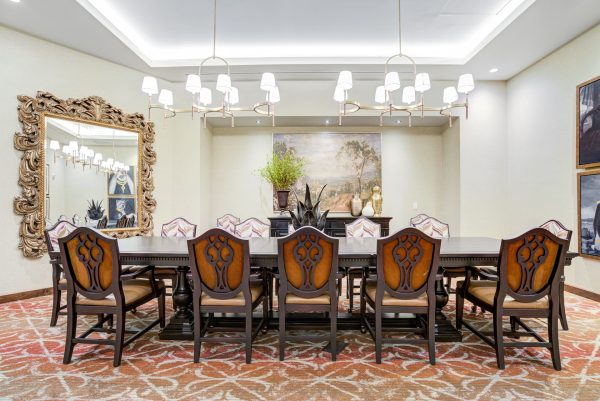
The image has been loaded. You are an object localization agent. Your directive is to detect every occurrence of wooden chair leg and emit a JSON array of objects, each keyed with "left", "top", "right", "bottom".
[
  {"left": 113, "top": 310, "right": 126, "bottom": 367},
  {"left": 559, "top": 281, "right": 568, "bottom": 330},
  {"left": 510, "top": 316, "right": 518, "bottom": 338},
  {"left": 455, "top": 291, "right": 464, "bottom": 330},
  {"left": 278, "top": 298, "right": 285, "bottom": 361},
  {"left": 63, "top": 308, "right": 77, "bottom": 364},
  {"left": 193, "top": 298, "right": 202, "bottom": 363},
  {"left": 493, "top": 313, "right": 505, "bottom": 369},
  {"left": 268, "top": 274, "right": 274, "bottom": 318},
  {"left": 549, "top": 309, "right": 562, "bottom": 370},
  {"left": 428, "top": 308, "right": 436, "bottom": 365},
  {"left": 245, "top": 306, "right": 253, "bottom": 364},
  {"left": 375, "top": 308, "right": 382, "bottom": 364},
  {"left": 158, "top": 291, "right": 166, "bottom": 328},
  {"left": 359, "top": 275, "right": 367, "bottom": 333},
  {"left": 330, "top": 303, "right": 337, "bottom": 362},
  {"left": 348, "top": 276, "right": 354, "bottom": 313},
  {"left": 50, "top": 286, "right": 61, "bottom": 327}
]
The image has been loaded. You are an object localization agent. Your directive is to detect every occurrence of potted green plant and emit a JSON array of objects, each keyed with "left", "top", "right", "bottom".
[
  {"left": 86, "top": 200, "right": 105, "bottom": 226},
  {"left": 259, "top": 151, "right": 305, "bottom": 212}
]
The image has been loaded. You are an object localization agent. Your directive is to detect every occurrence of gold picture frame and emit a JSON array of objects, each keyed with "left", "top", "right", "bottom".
[
  {"left": 13, "top": 91, "right": 157, "bottom": 258},
  {"left": 576, "top": 75, "right": 600, "bottom": 169},
  {"left": 577, "top": 169, "right": 600, "bottom": 259}
]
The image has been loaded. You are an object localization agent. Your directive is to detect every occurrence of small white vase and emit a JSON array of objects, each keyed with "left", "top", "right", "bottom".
[{"left": 362, "top": 201, "right": 375, "bottom": 217}]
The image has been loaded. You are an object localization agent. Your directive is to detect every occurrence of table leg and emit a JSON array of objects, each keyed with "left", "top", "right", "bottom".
[
  {"left": 159, "top": 266, "right": 194, "bottom": 340},
  {"left": 434, "top": 269, "right": 462, "bottom": 342}
]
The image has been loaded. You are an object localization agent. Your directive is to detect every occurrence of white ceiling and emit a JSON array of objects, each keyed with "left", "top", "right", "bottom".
[
  {"left": 0, "top": 0, "right": 599, "bottom": 82},
  {"left": 207, "top": 115, "right": 450, "bottom": 128}
]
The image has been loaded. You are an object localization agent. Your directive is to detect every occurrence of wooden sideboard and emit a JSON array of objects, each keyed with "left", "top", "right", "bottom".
[{"left": 268, "top": 215, "right": 392, "bottom": 237}]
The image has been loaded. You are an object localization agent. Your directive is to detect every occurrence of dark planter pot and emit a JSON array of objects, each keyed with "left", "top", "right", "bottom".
[{"left": 276, "top": 190, "right": 290, "bottom": 211}]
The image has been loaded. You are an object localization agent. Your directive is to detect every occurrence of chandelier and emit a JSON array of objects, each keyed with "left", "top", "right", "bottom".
[
  {"left": 141, "top": 0, "right": 281, "bottom": 127},
  {"left": 334, "top": 0, "right": 474, "bottom": 127}
]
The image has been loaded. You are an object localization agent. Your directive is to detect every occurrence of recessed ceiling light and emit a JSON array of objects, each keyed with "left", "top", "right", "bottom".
[
  {"left": 396, "top": 120, "right": 401, "bottom": 124},
  {"left": 489, "top": 68, "right": 499, "bottom": 73},
  {"left": 325, "top": 120, "right": 330, "bottom": 125},
  {"left": 9, "top": 0, "right": 21, "bottom": 3},
  {"left": 256, "top": 119, "right": 260, "bottom": 124}
]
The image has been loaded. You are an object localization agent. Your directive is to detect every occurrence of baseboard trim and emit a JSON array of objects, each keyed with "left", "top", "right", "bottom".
[
  {"left": 0, "top": 288, "right": 52, "bottom": 304},
  {"left": 565, "top": 284, "right": 600, "bottom": 303}
]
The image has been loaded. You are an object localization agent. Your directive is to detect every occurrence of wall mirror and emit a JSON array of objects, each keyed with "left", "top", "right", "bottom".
[{"left": 14, "top": 92, "right": 157, "bottom": 258}]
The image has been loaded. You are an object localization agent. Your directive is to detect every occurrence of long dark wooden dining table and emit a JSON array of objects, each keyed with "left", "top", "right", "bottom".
[{"left": 51, "top": 235, "right": 578, "bottom": 342}]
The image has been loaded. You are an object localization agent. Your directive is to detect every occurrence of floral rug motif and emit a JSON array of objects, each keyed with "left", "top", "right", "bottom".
[{"left": 0, "top": 293, "right": 599, "bottom": 400}]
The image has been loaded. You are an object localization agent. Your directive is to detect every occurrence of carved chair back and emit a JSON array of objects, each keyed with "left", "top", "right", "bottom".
[
  {"left": 540, "top": 220, "right": 572, "bottom": 241},
  {"left": 116, "top": 215, "right": 128, "bottom": 228},
  {"left": 346, "top": 216, "right": 381, "bottom": 238},
  {"left": 217, "top": 214, "right": 241, "bottom": 234},
  {"left": 234, "top": 218, "right": 270, "bottom": 238},
  {"left": 58, "top": 227, "right": 123, "bottom": 302},
  {"left": 44, "top": 220, "right": 77, "bottom": 252},
  {"left": 409, "top": 213, "right": 430, "bottom": 227},
  {"left": 497, "top": 228, "right": 570, "bottom": 306},
  {"left": 277, "top": 226, "right": 339, "bottom": 299},
  {"left": 161, "top": 217, "right": 197, "bottom": 238},
  {"left": 376, "top": 228, "right": 441, "bottom": 302},
  {"left": 96, "top": 216, "right": 108, "bottom": 229},
  {"left": 187, "top": 228, "right": 251, "bottom": 301},
  {"left": 411, "top": 216, "right": 450, "bottom": 239}
]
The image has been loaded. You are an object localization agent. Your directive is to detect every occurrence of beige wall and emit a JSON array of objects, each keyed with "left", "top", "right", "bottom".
[
  {"left": 0, "top": 25, "right": 209, "bottom": 295},
  {"left": 440, "top": 120, "right": 461, "bottom": 234},
  {"left": 210, "top": 126, "right": 446, "bottom": 232},
  {"left": 506, "top": 24, "right": 600, "bottom": 293}
]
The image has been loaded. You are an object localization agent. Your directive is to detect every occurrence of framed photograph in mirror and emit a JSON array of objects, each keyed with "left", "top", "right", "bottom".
[
  {"left": 577, "top": 76, "right": 600, "bottom": 168},
  {"left": 108, "top": 167, "right": 136, "bottom": 195},
  {"left": 577, "top": 170, "right": 600, "bottom": 259},
  {"left": 108, "top": 197, "right": 136, "bottom": 222}
]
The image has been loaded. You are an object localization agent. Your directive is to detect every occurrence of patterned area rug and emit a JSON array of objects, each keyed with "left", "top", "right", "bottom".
[{"left": 0, "top": 293, "right": 599, "bottom": 401}]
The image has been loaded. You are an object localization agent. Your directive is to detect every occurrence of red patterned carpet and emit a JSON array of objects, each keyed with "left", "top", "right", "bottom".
[{"left": 0, "top": 293, "right": 599, "bottom": 401}]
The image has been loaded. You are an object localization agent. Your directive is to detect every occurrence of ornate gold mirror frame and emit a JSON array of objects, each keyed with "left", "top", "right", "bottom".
[{"left": 14, "top": 92, "right": 157, "bottom": 258}]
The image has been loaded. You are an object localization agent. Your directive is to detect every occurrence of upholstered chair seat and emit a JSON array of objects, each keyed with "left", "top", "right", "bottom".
[
  {"left": 285, "top": 293, "right": 331, "bottom": 305},
  {"left": 456, "top": 280, "right": 548, "bottom": 309},
  {"left": 77, "top": 280, "right": 165, "bottom": 307},
  {"left": 365, "top": 282, "right": 429, "bottom": 307},
  {"left": 200, "top": 282, "right": 264, "bottom": 306}
]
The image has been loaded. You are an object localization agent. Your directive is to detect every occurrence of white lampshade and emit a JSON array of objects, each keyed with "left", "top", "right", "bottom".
[
  {"left": 402, "top": 86, "right": 416, "bottom": 104},
  {"left": 443, "top": 86, "right": 459, "bottom": 104},
  {"left": 93, "top": 153, "right": 103, "bottom": 161},
  {"left": 267, "top": 87, "right": 280, "bottom": 103},
  {"left": 216, "top": 74, "right": 232, "bottom": 93},
  {"left": 62, "top": 145, "right": 70, "bottom": 155},
  {"left": 333, "top": 85, "right": 346, "bottom": 103},
  {"left": 227, "top": 87, "right": 239, "bottom": 105},
  {"left": 414, "top": 72, "right": 431, "bottom": 93},
  {"left": 384, "top": 72, "right": 401, "bottom": 92},
  {"left": 457, "top": 73, "right": 475, "bottom": 94},
  {"left": 260, "top": 72, "right": 276, "bottom": 91},
  {"left": 106, "top": 158, "right": 114, "bottom": 166},
  {"left": 49, "top": 140, "right": 60, "bottom": 150},
  {"left": 199, "top": 87, "right": 212, "bottom": 105},
  {"left": 374, "top": 86, "right": 389, "bottom": 104},
  {"left": 337, "top": 70, "right": 353, "bottom": 90},
  {"left": 68, "top": 141, "right": 78, "bottom": 152},
  {"left": 185, "top": 74, "right": 201, "bottom": 94},
  {"left": 124, "top": 165, "right": 130, "bottom": 172},
  {"left": 158, "top": 89, "right": 173, "bottom": 107},
  {"left": 141, "top": 76, "right": 158, "bottom": 96}
]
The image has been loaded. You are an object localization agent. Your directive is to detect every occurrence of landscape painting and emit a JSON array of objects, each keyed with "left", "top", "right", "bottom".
[
  {"left": 273, "top": 133, "right": 382, "bottom": 212},
  {"left": 578, "top": 171, "right": 600, "bottom": 259}
]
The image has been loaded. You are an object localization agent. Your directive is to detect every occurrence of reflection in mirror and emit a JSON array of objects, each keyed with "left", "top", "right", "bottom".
[{"left": 44, "top": 116, "right": 140, "bottom": 230}]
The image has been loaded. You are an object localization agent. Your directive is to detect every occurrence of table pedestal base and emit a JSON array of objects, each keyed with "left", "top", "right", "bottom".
[{"left": 159, "top": 266, "right": 194, "bottom": 341}]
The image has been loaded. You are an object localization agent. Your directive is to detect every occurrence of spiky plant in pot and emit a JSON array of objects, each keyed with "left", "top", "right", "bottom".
[
  {"left": 289, "top": 184, "right": 330, "bottom": 230},
  {"left": 87, "top": 200, "right": 105, "bottom": 220}
]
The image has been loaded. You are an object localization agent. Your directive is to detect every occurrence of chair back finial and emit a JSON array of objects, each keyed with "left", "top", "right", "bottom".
[
  {"left": 234, "top": 217, "right": 270, "bottom": 238},
  {"left": 377, "top": 228, "right": 441, "bottom": 298},
  {"left": 346, "top": 217, "right": 381, "bottom": 238},
  {"left": 216, "top": 214, "right": 241, "bottom": 234},
  {"left": 161, "top": 217, "right": 197, "bottom": 238},
  {"left": 188, "top": 228, "right": 250, "bottom": 299}
]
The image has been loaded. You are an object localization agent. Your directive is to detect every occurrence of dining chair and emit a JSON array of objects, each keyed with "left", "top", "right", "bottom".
[
  {"left": 473, "top": 220, "right": 572, "bottom": 330},
  {"left": 216, "top": 214, "right": 241, "bottom": 234},
  {"left": 360, "top": 228, "right": 441, "bottom": 364},
  {"left": 456, "top": 227, "right": 570, "bottom": 370},
  {"left": 409, "top": 213, "right": 430, "bottom": 227},
  {"left": 126, "top": 215, "right": 136, "bottom": 227},
  {"left": 116, "top": 215, "right": 128, "bottom": 228},
  {"left": 96, "top": 216, "right": 108, "bottom": 229},
  {"left": 187, "top": 228, "right": 268, "bottom": 363},
  {"left": 345, "top": 217, "right": 381, "bottom": 313},
  {"left": 157, "top": 217, "right": 199, "bottom": 295},
  {"left": 277, "top": 226, "right": 340, "bottom": 361},
  {"left": 44, "top": 220, "right": 77, "bottom": 326},
  {"left": 234, "top": 217, "right": 271, "bottom": 238},
  {"left": 58, "top": 227, "right": 165, "bottom": 367}
]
